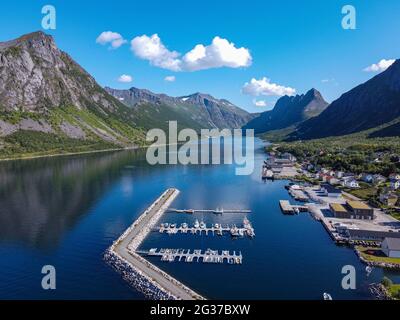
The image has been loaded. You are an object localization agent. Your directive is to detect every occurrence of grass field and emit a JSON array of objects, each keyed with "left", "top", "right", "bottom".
[{"left": 357, "top": 246, "right": 400, "bottom": 265}]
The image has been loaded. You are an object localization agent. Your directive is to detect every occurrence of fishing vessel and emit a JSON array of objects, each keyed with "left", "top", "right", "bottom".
[
  {"left": 366, "top": 266, "right": 373, "bottom": 275},
  {"left": 323, "top": 292, "right": 333, "bottom": 300}
]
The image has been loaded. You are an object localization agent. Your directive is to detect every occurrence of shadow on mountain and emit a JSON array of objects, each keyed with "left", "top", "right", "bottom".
[{"left": 369, "top": 122, "right": 400, "bottom": 138}]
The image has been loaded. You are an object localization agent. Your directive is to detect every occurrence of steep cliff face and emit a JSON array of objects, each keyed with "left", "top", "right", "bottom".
[
  {"left": 243, "top": 88, "right": 328, "bottom": 134},
  {"left": 0, "top": 31, "right": 145, "bottom": 154},
  {"left": 290, "top": 59, "right": 400, "bottom": 140}
]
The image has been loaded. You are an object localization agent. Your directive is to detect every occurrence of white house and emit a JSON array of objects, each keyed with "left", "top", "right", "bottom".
[
  {"left": 382, "top": 238, "right": 400, "bottom": 258},
  {"left": 342, "top": 178, "right": 359, "bottom": 189}
]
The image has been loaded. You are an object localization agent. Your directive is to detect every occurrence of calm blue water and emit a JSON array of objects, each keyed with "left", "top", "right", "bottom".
[{"left": 0, "top": 139, "right": 399, "bottom": 299}]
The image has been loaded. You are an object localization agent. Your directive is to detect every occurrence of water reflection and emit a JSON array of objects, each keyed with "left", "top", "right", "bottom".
[{"left": 0, "top": 149, "right": 148, "bottom": 249}]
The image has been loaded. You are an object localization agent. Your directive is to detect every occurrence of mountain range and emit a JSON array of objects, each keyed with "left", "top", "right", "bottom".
[
  {"left": 287, "top": 59, "right": 400, "bottom": 140},
  {"left": 1, "top": 31, "right": 399, "bottom": 158},
  {"left": 243, "top": 88, "right": 328, "bottom": 134},
  {"left": 105, "top": 87, "right": 253, "bottom": 131},
  {"left": 0, "top": 31, "right": 252, "bottom": 157}
]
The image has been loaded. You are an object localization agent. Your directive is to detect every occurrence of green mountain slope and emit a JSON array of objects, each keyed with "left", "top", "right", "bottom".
[{"left": 0, "top": 31, "right": 146, "bottom": 158}]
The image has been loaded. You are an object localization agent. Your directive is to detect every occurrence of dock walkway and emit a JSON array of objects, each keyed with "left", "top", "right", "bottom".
[
  {"left": 157, "top": 223, "right": 255, "bottom": 237},
  {"left": 168, "top": 208, "right": 251, "bottom": 214},
  {"left": 108, "top": 188, "right": 205, "bottom": 300},
  {"left": 139, "top": 248, "right": 243, "bottom": 264}
]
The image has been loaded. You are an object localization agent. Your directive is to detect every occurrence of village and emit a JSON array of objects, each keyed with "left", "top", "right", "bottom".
[{"left": 263, "top": 151, "right": 400, "bottom": 276}]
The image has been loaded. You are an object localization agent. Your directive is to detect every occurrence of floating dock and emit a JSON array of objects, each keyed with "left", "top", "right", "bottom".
[
  {"left": 158, "top": 221, "right": 255, "bottom": 238},
  {"left": 168, "top": 208, "right": 251, "bottom": 214},
  {"left": 138, "top": 248, "right": 243, "bottom": 265},
  {"left": 105, "top": 188, "right": 205, "bottom": 300},
  {"left": 279, "top": 200, "right": 308, "bottom": 214}
]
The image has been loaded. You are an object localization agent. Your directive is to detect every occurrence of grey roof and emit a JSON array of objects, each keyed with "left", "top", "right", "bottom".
[
  {"left": 348, "top": 229, "right": 400, "bottom": 239},
  {"left": 321, "top": 183, "right": 341, "bottom": 194},
  {"left": 384, "top": 237, "right": 400, "bottom": 250}
]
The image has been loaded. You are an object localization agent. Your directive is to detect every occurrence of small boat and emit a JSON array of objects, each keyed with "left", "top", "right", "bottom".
[
  {"left": 194, "top": 219, "right": 200, "bottom": 228},
  {"left": 181, "top": 223, "right": 188, "bottom": 229},
  {"left": 200, "top": 221, "right": 206, "bottom": 229},
  {"left": 170, "top": 223, "right": 176, "bottom": 228},
  {"left": 323, "top": 292, "right": 333, "bottom": 300},
  {"left": 366, "top": 266, "right": 373, "bottom": 275},
  {"left": 230, "top": 225, "right": 239, "bottom": 237},
  {"left": 294, "top": 207, "right": 300, "bottom": 214}
]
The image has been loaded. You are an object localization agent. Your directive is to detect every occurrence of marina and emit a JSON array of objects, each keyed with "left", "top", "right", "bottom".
[
  {"left": 157, "top": 218, "right": 255, "bottom": 238},
  {"left": 138, "top": 248, "right": 243, "bottom": 265},
  {"left": 106, "top": 188, "right": 205, "bottom": 300}
]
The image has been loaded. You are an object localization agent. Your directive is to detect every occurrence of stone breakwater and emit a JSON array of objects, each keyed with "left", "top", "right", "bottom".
[
  {"left": 369, "top": 283, "right": 393, "bottom": 300},
  {"left": 104, "top": 188, "right": 205, "bottom": 300},
  {"left": 104, "top": 249, "right": 175, "bottom": 300}
]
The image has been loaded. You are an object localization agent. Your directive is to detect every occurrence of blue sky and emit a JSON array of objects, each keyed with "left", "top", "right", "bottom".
[{"left": 1, "top": 0, "right": 399, "bottom": 113}]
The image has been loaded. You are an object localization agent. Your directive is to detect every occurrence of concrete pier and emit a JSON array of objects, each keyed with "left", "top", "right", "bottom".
[
  {"left": 106, "top": 188, "right": 205, "bottom": 300},
  {"left": 279, "top": 200, "right": 308, "bottom": 214}
]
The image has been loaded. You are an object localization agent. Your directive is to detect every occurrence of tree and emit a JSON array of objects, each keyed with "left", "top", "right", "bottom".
[{"left": 381, "top": 276, "right": 393, "bottom": 288}]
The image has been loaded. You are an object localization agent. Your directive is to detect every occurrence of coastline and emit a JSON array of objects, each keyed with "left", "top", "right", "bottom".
[
  {"left": 0, "top": 138, "right": 194, "bottom": 163},
  {"left": 0, "top": 145, "right": 140, "bottom": 162}
]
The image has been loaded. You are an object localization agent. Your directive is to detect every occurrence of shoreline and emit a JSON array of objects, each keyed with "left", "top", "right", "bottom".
[
  {"left": 0, "top": 145, "right": 140, "bottom": 162},
  {"left": 0, "top": 138, "right": 198, "bottom": 163}
]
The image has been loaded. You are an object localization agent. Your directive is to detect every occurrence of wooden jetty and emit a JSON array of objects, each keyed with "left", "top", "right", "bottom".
[{"left": 138, "top": 248, "right": 243, "bottom": 265}]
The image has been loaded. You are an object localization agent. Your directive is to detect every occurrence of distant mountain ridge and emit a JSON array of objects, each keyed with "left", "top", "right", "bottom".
[
  {"left": 289, "top": 59, "right": 400, "bottom": 140},
  {"left": 243, "top": 88, "right": 328, "bottom": 134},
  {"left": 105, "top": 87, "right": 254, "bottom": 130}
]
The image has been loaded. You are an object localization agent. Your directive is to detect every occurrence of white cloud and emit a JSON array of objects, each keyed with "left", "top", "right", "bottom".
[
  {"left": 118, "top": 74, "right": 133, "bottom": 83},
  {"left": 164, "top": 75, "right": 176, "bottom": 82},
  {"left": 130, "top": 34, "right": 252, "bottom": 72},
  {"left": 252, "top": 99, "right": 267, "bottom": 107},
  {"left": 363, "top": 59, "right": 395, "bottom": 72},
  {"left": 242, "top": 77, "right": 296, "bottom": 97},
  {"left": 96, "top": 31, "right": 127, "bottom": 49},
  {"left": 130, "top": 34, "right": 181, "bottom": 71},
  {"left": 181, "top": 36, "right": 252, "bottom": 71}
]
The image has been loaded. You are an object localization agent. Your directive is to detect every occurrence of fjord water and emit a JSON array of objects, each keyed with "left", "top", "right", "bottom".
[{"left": 0, "top": 139, "right": 398, "bottom": 299}]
